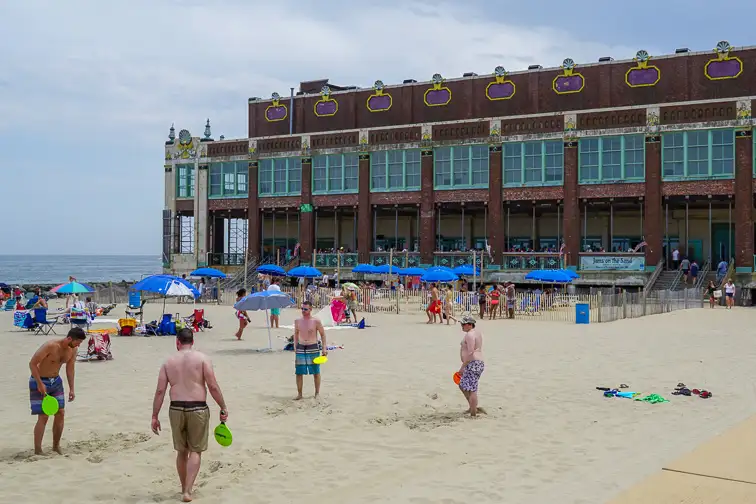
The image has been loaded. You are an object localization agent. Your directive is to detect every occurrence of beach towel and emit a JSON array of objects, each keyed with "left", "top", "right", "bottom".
[
  {"left": 79, "top": 333, "right": 113, "bottom": 361},
  {"left": 331, "top": 299, "right": 346, "bottom": 324},
  {"left": 634, "top": 393, "right": 669, "bottom": 404}
]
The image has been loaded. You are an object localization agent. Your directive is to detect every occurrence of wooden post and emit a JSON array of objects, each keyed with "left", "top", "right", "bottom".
[{"left": 337, "top": 249, "right": 341, "bottom": 287}]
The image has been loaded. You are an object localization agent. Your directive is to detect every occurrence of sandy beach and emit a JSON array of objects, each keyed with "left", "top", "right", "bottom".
[{"left": 1, "top": 302, "right": 754, "bottom": 504}]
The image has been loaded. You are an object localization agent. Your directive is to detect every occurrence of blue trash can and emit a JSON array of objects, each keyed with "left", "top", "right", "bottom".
[{"left": 575, "top": 303, "right": 590, "bottom": 324}]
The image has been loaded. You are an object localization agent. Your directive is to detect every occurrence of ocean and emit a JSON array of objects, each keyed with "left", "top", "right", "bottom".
[{"left": 0, "top": 255, "right": 163, "bottom": 285}]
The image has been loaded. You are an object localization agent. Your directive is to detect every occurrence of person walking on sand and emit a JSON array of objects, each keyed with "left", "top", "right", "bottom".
[
  {"left": 724, "top": 278, "right": 736, "bottom": 309},
  {"left": 151, "top": 328, "right": 228, "bottom": 503},
  {"left": 477, "top": 285, "right": 487, "bottom": 319},
  {"left": 28, "top": 327, "right": 87, "bottom": 454},
  {"left": 426, "top": 283, "right": 441, "bottom": 324},
  {"left": 443, "top": 288, "right": 458, "bottom": 325},
  {"left": 234, "top": 289, "right": 251, "bottom": 340},
  {"left": 294, "top": 301, "right": 327, "bottom": 400},
  {"left": 457, "top": 316, "right": 485, "bottom": 417},
  {"left": 505, "top": 282, "right": 516, "bottom": 319},
  {"left": 706, "top": 280, "right": 717, "bottom": 308}
]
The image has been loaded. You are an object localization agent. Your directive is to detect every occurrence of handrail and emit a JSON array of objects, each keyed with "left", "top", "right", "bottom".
[
  {"left": 668, "top": 268, "right": 684, "bottom": 291},
  {"left": 694, "top": 259, "right": 710, "bottom": 290},
  {"left": 644, "top": 259, "right": 665, "bottom": 291}
]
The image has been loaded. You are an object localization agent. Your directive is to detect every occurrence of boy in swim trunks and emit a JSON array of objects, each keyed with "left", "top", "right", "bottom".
[
  {"left": 152, "top": 328, "right": 228, "bottom": 503},
  {"left": 294, "top": 301, "right": 327, "bottom": 400},
  {"left": 458, "top": 316, "right": 485, "bottom": 417},
  {"left": 235, "top": 288, "right": 251, "bottom": 340},
  {"left": 28, "top": 327, "right": 87, "bottom": 454}
]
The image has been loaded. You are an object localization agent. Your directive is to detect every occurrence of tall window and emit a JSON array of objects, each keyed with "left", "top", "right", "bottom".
[
  {"left": 578, "top": 135, "right": 645, "bottom": 183},
  {"left": 176, "top": 164, "right": 195, "bottom": 198},
  {"left": 209, "top": 162, "right": 248, "bottom": 197},
  {"left": 503, "top": 140, "right": 563, "bottom": 186},
  {"left": 312, "top": 153, "right": 359, "bottom": 194},
  {"left": 434, "top": 145, "right": 489, "bottom": 189},
  {"left": 258, "top": 157, "right": 302, "bottom": 196},
  {"left": 662, "top": 129, "right": 734, "bottom": 180},
  {"left": 370, "top": 150, "right": 421, "bottom": 191}
]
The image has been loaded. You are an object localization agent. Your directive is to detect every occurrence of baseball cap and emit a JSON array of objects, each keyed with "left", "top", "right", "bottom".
[{"left": 460, "top": 315, "right": 476, "bottom": 326}]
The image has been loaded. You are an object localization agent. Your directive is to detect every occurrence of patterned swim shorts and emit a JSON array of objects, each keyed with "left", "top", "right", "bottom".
[{"left": 459, "top": 360, "right": 485, "bottom": 392}]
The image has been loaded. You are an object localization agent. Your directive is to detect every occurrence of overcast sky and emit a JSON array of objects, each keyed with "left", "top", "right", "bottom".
[{"left": 0, "top": 0, "right": 749, "bottom": 255}]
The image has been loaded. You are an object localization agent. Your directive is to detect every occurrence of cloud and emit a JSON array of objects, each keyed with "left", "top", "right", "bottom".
[{"left": 0, "top": 0, "right": 649, "bottom": 254}]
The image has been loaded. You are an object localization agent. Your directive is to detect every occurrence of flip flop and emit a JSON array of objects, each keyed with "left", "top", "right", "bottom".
[
  {"left": 699, "top": 390, "right": 712, "bottom": 399},
  {"left": 677, "top": 382, "right": 686, "bottom": 389},
  {"left": 692, "top": 389, "right": 700, "bottom": 395},
  {"left": 596, "top": 387, "right": 610, "bottom": 391},
  {"left": 619, "top": 384, "right": 629, "bottom": 389}
]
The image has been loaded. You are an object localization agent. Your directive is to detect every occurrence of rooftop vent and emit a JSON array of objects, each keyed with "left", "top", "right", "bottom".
[
  {"left": 675, "top": 47, "right": 690, "bottom": 54},
  {"left": 463, "top": 72, "right": 478, "bottom": 77},
  {"left": 528, "top": 64, "right": 542, "bottom": 70},
  {"left": 248, "top": 97, "right": 261, "bottom": 103},
  {"left": 403, "top": 79, "right": 417, "bottom": 84},
  {"left": 598, "top": 56, "right": 614, "bottom": 62}
]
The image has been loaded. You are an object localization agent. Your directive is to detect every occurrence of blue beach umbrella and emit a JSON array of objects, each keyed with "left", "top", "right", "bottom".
[
  {"left": 190, "top": 267, "right": 227, "bottom": 279},
  {"left": 257, "top": 264, "right": 286, "bottom": 276},
  {"left": 427, "top": 266, "right": 455, "bottom": 274},
  {"left": 287, "top": 266, "right": 323, "bottom": 278},
  {"left": 131, "top": 275, "right": 200, "bottom": 297},
  {"left": 420, "top": 269, "right": 459, "bottom": 283},
  {"left": 374, "top": 264, "right": 403, "bottom": 274},
  {"left": 453, "top": 265, "right": 480, "bottom": 276},
  {"left": 524, "top": 269, "right": 575, "bottom": 283},
  {"left": 558, "top": 269, "right": 580, "bottom": 279},
  {"left": 234, "top": 291, "right": 294, "bottom": 350},
  {"left": 351, "top": 264, "right": 377, "bottom": 274},
  {"left": 398, "top": 267, "right": 426, "bottom": 276}
]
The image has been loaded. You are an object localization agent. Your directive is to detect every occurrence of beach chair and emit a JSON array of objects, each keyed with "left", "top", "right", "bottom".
[
  {"left": 70, "top": 307, "right": 90, "bottom": 332},
  {"left": 33, "top": 308, "right": 58, "bottom": 335},
  {"left": 3, "top": 298, "right": 14, "bottom": 311},
  {"left": 14, "top": 310, "right": 34, "bottom": 330},
  {"left": 126, "top": 290, "right": 144, "bottom": 324},
  {"left": 79, "top": 330, "right": 114, "bottom": 361},
  {"left": 183, "top": 309, "right": 206, "bottom": 332}
]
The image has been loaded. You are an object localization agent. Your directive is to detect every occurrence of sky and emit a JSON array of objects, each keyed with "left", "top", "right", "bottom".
[{"left": 0, "top": 0, "right": 751, "bottom": 255}]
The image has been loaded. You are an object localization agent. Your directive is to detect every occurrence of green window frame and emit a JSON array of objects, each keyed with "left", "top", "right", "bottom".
[
  {"left": 209, "top": 162, "right": 248, "bottom": 198},
  {"left": 578, "top": 135, "right": 645, "bottom": 184},
  {"left": 312, "top": 153, "right": 359, "bottom": 194},
  {"left": 258, "top": 157, "right": 302, "bottom": 196},
  {"left": 503, "top": 140, "right": 563, "bottom": 186},
  {"left": 661, "top": 129, "right": 734, "bottom": 180},
  {"left": 370, "top": 150, "right": 421, "bottom": 191},
  {"left": 434, "top": 145, "right": 489, "bottom": 189},
  {"left": 176, "top": 164, "right": 195, "bottom": 198}
]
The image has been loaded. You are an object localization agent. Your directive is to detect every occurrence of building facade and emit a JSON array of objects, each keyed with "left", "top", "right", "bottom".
[{"left": 163, "top": 41, "right": 756, "bottom": 280}]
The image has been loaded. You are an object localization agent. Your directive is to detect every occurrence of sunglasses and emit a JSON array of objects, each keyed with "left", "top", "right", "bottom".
[{"left": 301, "top": 307, "right": 311, "bottom": 312}]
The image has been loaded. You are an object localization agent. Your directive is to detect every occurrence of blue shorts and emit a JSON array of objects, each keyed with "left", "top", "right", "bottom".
[{"left": 30, "top": 376, "right": 65, "bottom": 415}]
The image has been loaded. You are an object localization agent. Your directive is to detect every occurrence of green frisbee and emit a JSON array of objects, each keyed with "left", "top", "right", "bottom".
[
  {"left": 41, "top": 395, "right": 59, "bottom": 416},
  {"left": 214, "top": 422, "right": 232, "bottom": 447}
]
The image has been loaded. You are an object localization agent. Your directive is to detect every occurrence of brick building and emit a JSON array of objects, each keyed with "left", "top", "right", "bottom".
[{"left": 163, "top": 41, "right": 756, "bottom": 283}]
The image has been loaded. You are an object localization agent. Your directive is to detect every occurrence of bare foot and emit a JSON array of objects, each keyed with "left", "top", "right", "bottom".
[
  {"left": 34, "top": 447, "right": 43, "bottom": 455},
  {"left": 52, "top": 445, "right": 63, "bottom": 455},
  {"left": 182, "top": 492, "right": 193, "bottom": 502},
  {"left": 294, "top": 395, "right": 303, "bottom": 401}
]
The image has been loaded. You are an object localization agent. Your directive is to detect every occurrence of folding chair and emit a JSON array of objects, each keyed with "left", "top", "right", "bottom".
[
  {"left": 33, "top": 308, "right": 58, "bottom": 335},
  {"left": 70, "top": 307, "right": 90, "bottom": 332}
]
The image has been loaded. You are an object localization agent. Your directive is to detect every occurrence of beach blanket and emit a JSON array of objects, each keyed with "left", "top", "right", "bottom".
[{"left": 78, "top": 333, "right": 113, "bottom": 361}]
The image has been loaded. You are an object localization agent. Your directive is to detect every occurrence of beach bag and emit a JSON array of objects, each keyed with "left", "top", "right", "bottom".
[{"left": 713, "top": 290, "right": 722, "bottom": 299}]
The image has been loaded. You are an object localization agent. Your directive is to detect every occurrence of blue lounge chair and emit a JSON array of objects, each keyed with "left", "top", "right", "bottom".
[
  {"left": 157, "top": 313, "right": 176, "bottom": 336},
  {"left": 2, "top": 299, "right": 14, "bottom": 311},
  {"left": 33, "top": 308, "right": 58, "bottom": 335}
]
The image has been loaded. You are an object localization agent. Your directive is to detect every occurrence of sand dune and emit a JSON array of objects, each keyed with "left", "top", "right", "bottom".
[{"left": 1, "top": 302, "right": 754, "bottom": 503}]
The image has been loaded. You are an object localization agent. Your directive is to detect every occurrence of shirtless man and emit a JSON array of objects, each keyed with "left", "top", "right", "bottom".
[
  {"left": 28, "top": 327, "right": 86, "bottom": 454},
  {"left": 426, "top": 283, "right": 441, "bottom": 324},
  {"left": 457, "top": 316, "right": 485, "bottom": 417},
  {"left": 151, "top": 328, "right": 228, "bottom": 502},
  {"left": 294, "top": 301, "right": 327, "bottom": 400}
]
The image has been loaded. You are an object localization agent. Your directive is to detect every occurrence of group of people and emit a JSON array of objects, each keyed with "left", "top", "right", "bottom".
[{"left": 425, "top": 282, "right": 516, "bottom": 324}]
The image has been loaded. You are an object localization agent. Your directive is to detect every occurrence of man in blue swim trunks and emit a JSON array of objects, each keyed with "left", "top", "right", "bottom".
[
  {"left": 294, "top": 301, "right": 327, "bottom": 400},
  {"left": 28, "top": 327, "right": 87, "bottom": 454}
]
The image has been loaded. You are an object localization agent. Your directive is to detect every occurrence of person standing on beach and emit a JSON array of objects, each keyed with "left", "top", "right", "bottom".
[
  {"left": 234, "top": 289, "right": 251, "bottom": 340},
  {"left": 267, "top": 279, "right": 281, "bottom": 329},
  {"left": 151, "top": 328, "right": 228, "bottom": 503},
  {"left": 457, "top": 316, "right": 485, "bottom": 417},
  {"left": 294, "top": 301, "right": 327, "bottom": 400},
  {"left": 28, "top": 327, "right": 86, "bottom": 454},
  {"left": 505, "top": 282, "right": 516, "bottom": 319},
  {"left": 724, "top": 279, "right": 736, "bottom": 309}
]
